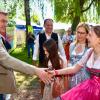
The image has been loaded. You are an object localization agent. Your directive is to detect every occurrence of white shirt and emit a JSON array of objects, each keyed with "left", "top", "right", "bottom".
[
  {"left": 78, "top": 48, "right": 100, "bottom": 69},
  {"left": 32, "top": 33, "right": 66, "bottom": 62}
]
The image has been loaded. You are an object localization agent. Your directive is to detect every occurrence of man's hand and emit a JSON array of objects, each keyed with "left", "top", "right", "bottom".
[
  {"left": 35, "top": 68, "right": 52, "bottom": 84},
  {"left": 47, "top": 70, "right": 56, "bottom": 77}
]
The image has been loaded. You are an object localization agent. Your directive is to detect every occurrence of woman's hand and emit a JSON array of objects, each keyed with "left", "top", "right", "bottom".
[
  {"left": 48, "top": 70, "right": 58, "bottom": 77},
  {"left": 35, "top": 68, "right": 53, "bottom": 84}
]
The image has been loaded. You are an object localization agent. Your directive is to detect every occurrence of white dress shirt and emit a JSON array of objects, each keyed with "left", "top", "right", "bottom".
[{"left": 33, "top": 33, "right": 66, "bottom": 62}]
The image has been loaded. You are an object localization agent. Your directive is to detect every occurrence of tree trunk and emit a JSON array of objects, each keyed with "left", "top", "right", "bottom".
[
  {"left": 71, "top": 16, "right": 80, "bottom": 34},
  {"left": 24, "top": 0, "right": 31, "bottom": 46}
]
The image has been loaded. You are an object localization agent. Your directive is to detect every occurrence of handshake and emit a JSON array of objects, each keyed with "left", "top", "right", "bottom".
[{"left": 35, "top": 68, "right": 58, "bottom": 84}]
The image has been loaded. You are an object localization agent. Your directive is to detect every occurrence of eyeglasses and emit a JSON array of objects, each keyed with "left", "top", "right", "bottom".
[{"left": 77, "top": 31, "right": 86, "bottom": 35}]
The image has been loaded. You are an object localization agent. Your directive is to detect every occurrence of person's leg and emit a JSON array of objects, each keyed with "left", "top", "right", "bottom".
[
  {"left": 0, "top": 94, "right": 5, "bottom": 100},
  {"left": 31, "top": 44, "right": 34, "bottom": 56},
  {"left": 27, "top": 44, "right": 31, "bottom": 58}
]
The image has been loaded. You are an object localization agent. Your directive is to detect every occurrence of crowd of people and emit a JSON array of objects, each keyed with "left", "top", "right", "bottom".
[{"left": 0, "top": 10, "right": 100, "bottom": 100}]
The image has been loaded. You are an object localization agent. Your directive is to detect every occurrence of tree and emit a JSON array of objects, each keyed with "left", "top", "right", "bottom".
[
  {"left": 24, "top": 0, "right": 31, "bottom": 45},
  {"left": 52, "top": 0, "right": 100, "bottom": 32}
]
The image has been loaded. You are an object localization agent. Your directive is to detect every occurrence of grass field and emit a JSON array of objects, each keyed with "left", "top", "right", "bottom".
[{"left": 10, "top": 47, "right": 32, "bottom": 64}]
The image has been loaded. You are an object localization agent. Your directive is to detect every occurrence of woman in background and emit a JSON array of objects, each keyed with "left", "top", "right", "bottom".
[
  {"left": 62, "top": 27, "right": 74, "bottom": 61},
  {"left": 68, "top": 23, "right": 90, "bottom": 88}
]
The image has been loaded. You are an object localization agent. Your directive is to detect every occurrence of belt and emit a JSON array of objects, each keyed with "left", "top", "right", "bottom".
[{"left": 90, "top": 72, "right": 100, "bottom": 77}]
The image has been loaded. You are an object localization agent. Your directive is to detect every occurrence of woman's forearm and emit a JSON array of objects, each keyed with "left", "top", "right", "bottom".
[{"left": 56, "top": 64, "right": 81, "bottom": 75}]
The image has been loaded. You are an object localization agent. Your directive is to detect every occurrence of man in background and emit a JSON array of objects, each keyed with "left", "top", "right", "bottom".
[{"left": 33, "top": 18, "right": 67, "bottom": 96}]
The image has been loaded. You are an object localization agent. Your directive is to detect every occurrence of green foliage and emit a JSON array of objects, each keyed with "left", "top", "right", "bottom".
[
  {"left": 10, "top": 47, "right": 32, "bottom": 64},
  {"left": 54, "top": 0, "right": 83, "bottom": 22},
  {"left": 95, "top": 0, "right": 100, "bottom": 17},
  {"left": 8, "top": 20, "right": 16, "bottom": 27},
  {"left": 54, "top": 0, "right": 69, "bottom": 22},
  {"left": 53, "top": 0, "right": 100, "bottom": 23},
  {"left": 74, "top": 0, "right": 81, "bottom": 16}
]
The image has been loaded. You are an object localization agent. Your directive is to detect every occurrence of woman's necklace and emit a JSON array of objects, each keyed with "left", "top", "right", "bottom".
[{"left": 75, "top": 43, "right": 85, "bottom": 54}]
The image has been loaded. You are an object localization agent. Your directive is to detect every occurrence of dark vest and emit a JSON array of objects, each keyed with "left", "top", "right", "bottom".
[{"left": 39, "top": 32, "right": 58, "bottom": 67}]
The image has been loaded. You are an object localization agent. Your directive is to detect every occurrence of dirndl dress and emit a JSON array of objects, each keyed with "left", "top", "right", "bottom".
[{"left": 61, "top": 67, "right": 100, "bottom": 100}]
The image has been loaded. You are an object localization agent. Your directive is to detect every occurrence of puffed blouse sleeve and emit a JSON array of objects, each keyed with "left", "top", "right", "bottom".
[{"left": 77, "top": 48, "right": 93, "bottom": 67}]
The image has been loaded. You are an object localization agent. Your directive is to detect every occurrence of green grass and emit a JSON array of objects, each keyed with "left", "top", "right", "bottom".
[
  {"left": 10, "top": 47, "right": 39, "bottom": 89},
  {"left": 10, "top": 47, "right": 33, "bottom": 64}
]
